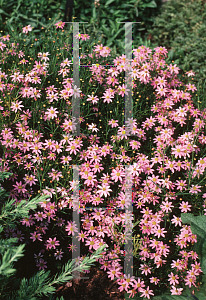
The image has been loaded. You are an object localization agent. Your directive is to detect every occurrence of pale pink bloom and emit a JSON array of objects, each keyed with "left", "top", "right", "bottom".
[
  {"left": 132, "top": 278, "right": 145, "bottom": 292},
  {"left": 139, "top": 286, "right": 154, "bottom": 299},
  {"left": 87, "top": 94, "right": 99, "bottom": 104},
  {"left": 179, "top": 201, "right": 192, "bottom": 213},
  {"left": 72, "top": 85, "right": 82, "bottom": 98},
  {"left": 96, "top": 184, "right": 112, "bottom": 197},
  {"left": 65, "top": 221, "right": 78, "bottom": 236},
  {"left": 149, "top": 277, "right": 160, "bottom": 285},
  {"left": 160, "top": 200, "right": 174, "bottom": 213},
  {"left": 102, "top": 91, "right": 114, "bottom": 103},
  {"left": 41, "top": 52, "right": 50, "bottom": 62},
  {"left": 189, "top": 184, "right": 202, "bottom": 194},
  {"left": 48, "top": 169, "right": 62, "bottom": 181},
  {"left": 0, "top": 41, "right": 6, "bottom": 51},
  {"left": 171, "top": 215, "right": 182, "bottom": 227},
  {"left": 85, "top": 237, "right": 98, "bottom": 250},
  {"left": 170, "top": 286, "right": 183, "bottom": 295},
  {"left": 168, "top": 272, "right": 179, "bottom": 285},
  {"left": 88, "top": 123, "right": 99, "bottom": 132},
  {"left": 153, "top": 226, "right": 167, "bottom": 238},
  {"left": 107, "top": 267, "right": 122, "bottom": 280},
  {"left": 13, "top": 180, "right": 27, "bottom": 193},
  {"left": 186, "top": 70, "right": 195, "bottom": 77},
  {"left": 11, "top": 100, "right": 24, "bottom": 113},
  {"left": 140, "top": 264, "right": 152, "bottom": 276},
  {"left": 22, "top": 25, "right": 32, "bottom": 33},
  {"left": 84, "top": 172, "right": 97, "bottom": 187},
  {"left": 45, "top": 106, "right": 59, "bottom": 119},
  {"left": 111, "top": 167, "right": 124, "bottom": 182},
  {"left": 108, "top": 119, "right": 119, "bottom": 128}
]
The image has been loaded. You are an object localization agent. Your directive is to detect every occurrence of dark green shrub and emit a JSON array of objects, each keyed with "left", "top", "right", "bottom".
[{"left": 147, "top": 0, "right": 206, "bottom": 84}]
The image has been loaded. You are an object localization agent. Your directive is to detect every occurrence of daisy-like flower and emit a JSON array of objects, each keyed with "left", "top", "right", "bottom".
[
  {"left": 72, "top": 85, "right": 82, "bottom": 98},
  {"left": 10, "top": 100, "right": 24, "bottom": 113},
  {"left": 54, "top": 249, "right": 64, "bottom": 260},
  {"left": 55, "top": 21, "right": 65, "bottom": 29},
  {"left": 45, "top": 107, "right": 59, "bottom": 120},
  {"left": 170, "top": 286, "right": 183, "bottom": 295},
  {"left": 88, "top": 123, "right": 99, "bottom": 132},
  {"left": 186, "top": 70, "right": 195, "bottom": 77},
  {"left": 46, "top": 237, "right": 60, "bottom": 250},
  {"left": 107, "top": 266, "right": 122, "bottom": 281},
  {"left": 179, "top": 201, "right": 192, "bottom": 213},
  {"left": 87, "top": 94, "right": 99, "bottom": 104},
  {"left": 40, "top": 52, "right": 50, "bottom": 62},
  {"left": 171, "top": 215, "right": 182, "bottom": 227},
  {"left": 189, "top": 184, "right": 202, "bottom": 194},
  {"left": 108, "top": 119, "right": 119, "bottom": 128},
  {"left": 22, "top": 25, "right": 32, "bottom": 34},
  {"left": 30, "top": 231, "right": 42, "bottom": 242},
  {"left": 168, "top": 272, "right": 179, "bottom": 285},
  {"left": 160, "top": 200, "right": 174, "bottom": 213},
  {"left": 65, "top": 221, "right": 78, "bottom": 236},
  {"left": 139, "top": 286, "right": 154, "bottom": 299},
  {"left": 96, "top": 184, "right": 112, "bottom": 197},
  {"left": 36, "top": 259, "right": 47, "bottom": 270},
  {"left": 111, "top": 167, "right": 125, "bottom": 182}
]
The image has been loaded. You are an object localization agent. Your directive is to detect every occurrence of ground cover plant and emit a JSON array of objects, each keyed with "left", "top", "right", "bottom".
[{"left": 0, "top": 21, "right": 206, "bottom": 299}]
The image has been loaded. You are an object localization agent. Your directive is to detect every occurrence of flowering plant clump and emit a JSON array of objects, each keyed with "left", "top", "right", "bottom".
[{"left": 0, "top": 23, "right": 206, "bottom": 298}]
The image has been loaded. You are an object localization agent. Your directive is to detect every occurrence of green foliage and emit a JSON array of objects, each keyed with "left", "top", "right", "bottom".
[
  {"left": 148, "top": 0, "right": 206, "bottom": 84},
  {"left": 73, "top": 0, "right": 162, "bottom": 55},
  {"left": 0, "top": 0, "right": 66, "bottom": 34}
]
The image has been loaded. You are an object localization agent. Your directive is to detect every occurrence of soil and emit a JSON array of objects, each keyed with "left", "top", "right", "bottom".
[{"left": 55, "top": 267, "right": 126, "bottom": 300}]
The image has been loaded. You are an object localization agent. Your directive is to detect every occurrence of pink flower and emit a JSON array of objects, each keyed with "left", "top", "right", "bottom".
[
  {"left": 168, "top": 272, "right": 179, "bottom": 285},
  {"left": 96, "top": 184, "right": 112, "bottom": 197},
  {"left": 55, "top": 21, "right": 65, "bottom": 29},
  {"left": 45, "top": 107, "right": 59, "bottom": 120},
  {"left": 139, "top": 286, "right": 154, "bottom": 299},
  {"left": 11, "top": 100, "right": 24, "bottom": 113},
  {"left": 46, "top": 237, "right": 60, "bottom": 250},
  {"left": 48, "top": 169, "right": 62, "bottom": 182},
  {"left": 13, "top": 180, "right": 27, "bottom": 193},
  {"left": 65, "top": 221, "right": 78, "bottom": 236},
  {"left": 87, "top": 94, "right": 99, "bottom": 104},
  {"left": 30, "top": 232, "right": 43, "bottom": 242},
  {"left": 85, "top": 237, "right": 98, "bottom": 250},
  {"left": 189, "top": 184, "right": 202, "bottom": 194},
  {"left": 170, "top": 286, "right": 183, "bottom": 295},
  {"left": 111, "top": 167, "right": 124, "bottom": 182},
  {"left": 84, "top": 172, "right": 97, "bottom": 187},
  {"left": 107, "top": 267, "right": 122, "bottom": 280},
  {"left": 171, "top": 215, "right": 182, "bottom": 227},
  {"left": 179, "top": 201, "right": 192, "bottom": 213},
  {"left": 22, "top": 25, "right": 32, "bottom": 34},
  {"left": 149, "top": 277, "right": 160, "bottom": 285},
  {"left": 140, "top": 264, "right": 152, "bottom": 276}
]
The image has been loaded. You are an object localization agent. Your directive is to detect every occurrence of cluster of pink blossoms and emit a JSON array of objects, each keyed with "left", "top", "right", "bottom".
[{"left": 0, "top": 26, "right": 206, "bottom": 298}]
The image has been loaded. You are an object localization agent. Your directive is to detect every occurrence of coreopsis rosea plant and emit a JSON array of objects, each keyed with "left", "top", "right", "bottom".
[{"left": 0, "top": 24, "right": 205, "bottom": 299}]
